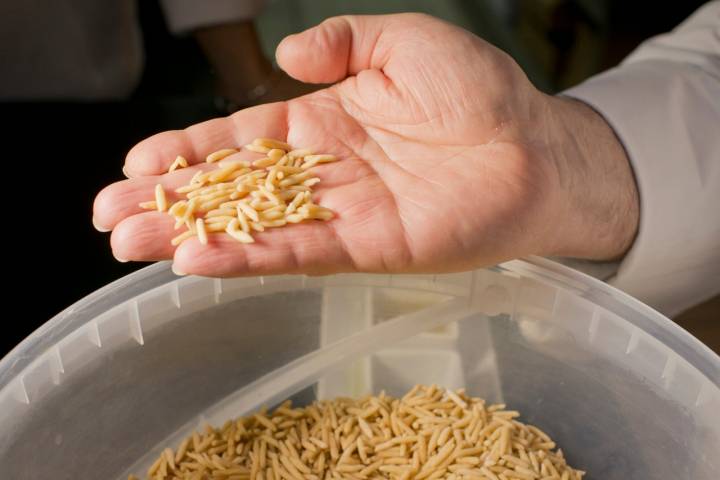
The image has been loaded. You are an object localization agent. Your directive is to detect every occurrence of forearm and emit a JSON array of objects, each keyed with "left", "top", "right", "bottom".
[
  {"left": 194, "top": 21, "right": 272, "bottom": 93},
  {"left": 542, "top": 95, "right": 640, "bottom": 262},
  {"left": 558, "top": 1, "right": 720, "bottom": 315}
]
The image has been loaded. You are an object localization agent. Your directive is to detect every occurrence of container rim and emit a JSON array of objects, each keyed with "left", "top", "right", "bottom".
[{"left": 1, "top": 257, "right": 718, "bottom": 392}]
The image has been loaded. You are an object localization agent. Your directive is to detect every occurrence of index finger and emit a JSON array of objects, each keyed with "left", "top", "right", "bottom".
[{"left": 124, "top": 102, "right": 289, "bottom": 177}]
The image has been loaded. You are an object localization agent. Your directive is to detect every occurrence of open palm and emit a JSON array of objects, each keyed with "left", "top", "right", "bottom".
[{"left": 94, "top": 14, "right": 576, "bottom": 277}]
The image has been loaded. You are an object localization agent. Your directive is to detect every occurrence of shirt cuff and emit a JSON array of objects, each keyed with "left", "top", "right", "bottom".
[
  {"left": 550, "top": 257, "right": 620, "bottom": 282},
  {"left": 563, "top": 59, "right": 720, "bottom": 316}
]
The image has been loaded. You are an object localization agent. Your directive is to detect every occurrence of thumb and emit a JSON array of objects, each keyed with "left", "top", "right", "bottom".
[{"left": 276, "top": 15, "right": 389, "bottom": 84}]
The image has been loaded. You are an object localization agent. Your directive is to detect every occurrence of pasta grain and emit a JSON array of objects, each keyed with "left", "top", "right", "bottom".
[
  {"left": 168, "top": 155, "right": 189, "bottom": 172},
  {"left": 141, "top": 138, "right": 338, "bottom": 247},
  {"left": 206, "top": 149, "right": 238, "bottom": 163},
  {"left": 131, "top": 385, "right": 584, "bottom": 480},
  {"left": 155, "top": 184, "right": 168, "bottom": 212}
]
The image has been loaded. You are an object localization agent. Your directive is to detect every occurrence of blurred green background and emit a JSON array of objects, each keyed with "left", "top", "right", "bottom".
[{"left": 140, "top": 0, "right": 706, "bottom": 100}]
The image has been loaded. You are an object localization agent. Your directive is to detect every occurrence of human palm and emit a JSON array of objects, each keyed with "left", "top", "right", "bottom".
[{"left": 94, "top": 14, "right": 619, "bottom": 276}]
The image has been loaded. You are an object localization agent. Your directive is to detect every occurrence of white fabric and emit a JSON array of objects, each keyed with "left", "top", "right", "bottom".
[
  {"left": 563, "top": 1, "right": 720, "bottom": 316},
  {"left": 160, "top": 0, "right": 266, "bottom": 34}
]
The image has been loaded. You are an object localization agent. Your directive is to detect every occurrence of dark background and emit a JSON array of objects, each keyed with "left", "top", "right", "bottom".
[{"left": 2, "top": 0, "right": 716, "bottom": 356}]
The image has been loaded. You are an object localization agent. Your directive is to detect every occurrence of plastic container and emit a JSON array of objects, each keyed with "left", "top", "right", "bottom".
[{"left": 0, "top": 257, "right": 718, "bottom": 479}]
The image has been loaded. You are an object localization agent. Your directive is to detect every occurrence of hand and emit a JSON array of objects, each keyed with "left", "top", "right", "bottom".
[{"left": 93, "top": 13, "right": 638, "bottom": 277}]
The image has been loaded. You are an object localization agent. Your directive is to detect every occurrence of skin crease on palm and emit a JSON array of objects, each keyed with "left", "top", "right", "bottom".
[{"left": 93, "top": 14, "right": 639, "bottom": 277}]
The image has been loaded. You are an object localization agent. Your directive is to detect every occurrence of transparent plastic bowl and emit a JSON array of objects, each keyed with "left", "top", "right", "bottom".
[{"left": 0, "top": 258, "right": 718, "bottom": 479}]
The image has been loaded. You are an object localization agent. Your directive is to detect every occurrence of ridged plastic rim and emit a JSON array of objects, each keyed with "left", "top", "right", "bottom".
[{"left": 1, "top": 257, "right": 717, "bottom": 392}]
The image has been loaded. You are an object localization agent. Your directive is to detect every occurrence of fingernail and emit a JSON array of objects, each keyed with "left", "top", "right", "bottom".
[
  {"left": 115, "top": 257, "right": 129, "bottom": 263},
  {"left": 122, "top": 166, "right": 130, "bottom": 178},
  {"left": 92, "top": 217, "right": 111, "bottom": 232},
  {"left": 172, "top": 264, "right": 187, "bottom": 276}
]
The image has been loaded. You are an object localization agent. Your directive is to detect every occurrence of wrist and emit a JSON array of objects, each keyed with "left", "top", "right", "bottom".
[{"left": 543, "top": 95, "right": 639, "bottom": 261}]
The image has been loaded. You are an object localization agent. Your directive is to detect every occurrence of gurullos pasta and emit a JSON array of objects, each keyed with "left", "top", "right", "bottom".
[
  {"left": 139, "top": 138, "right": 338, "bottom": 246},
  {"left": 130, "top": 385, "right": 585, "bottom": 480}
]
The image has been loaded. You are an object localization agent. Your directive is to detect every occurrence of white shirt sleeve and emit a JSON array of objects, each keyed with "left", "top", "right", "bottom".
[
  {"left": 160, "top": 0, "right": 267, "bottom": 35},
  {"left": 561, "top": 1, "right": 720, "bottom": 317}
]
